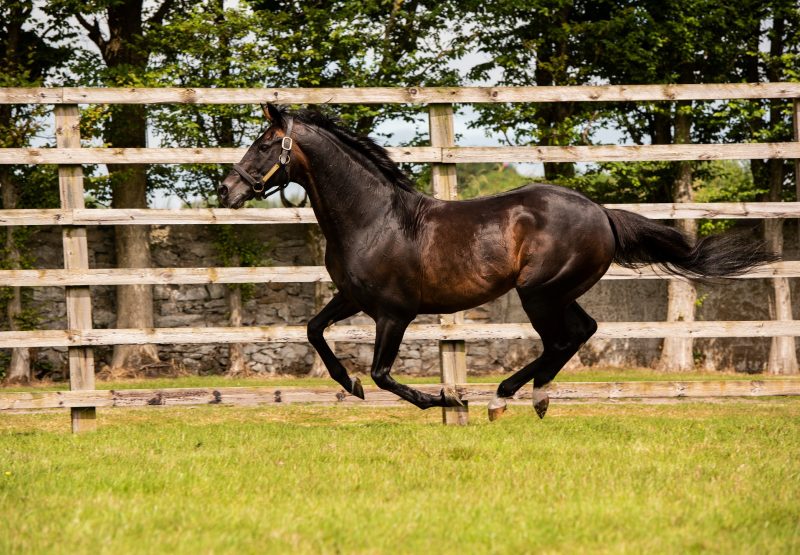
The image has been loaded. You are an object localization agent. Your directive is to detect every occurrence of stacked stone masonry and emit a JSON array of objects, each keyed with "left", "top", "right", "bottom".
[{"left": 14, "top": 222, "right": 797, "bottom": 378}]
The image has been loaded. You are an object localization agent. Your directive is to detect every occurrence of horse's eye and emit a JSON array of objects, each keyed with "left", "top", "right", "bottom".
[{"left": 258, "top": 142, "right": 269, "bottom": 152}]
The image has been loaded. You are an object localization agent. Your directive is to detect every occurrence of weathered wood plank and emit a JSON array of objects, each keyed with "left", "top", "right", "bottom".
[
  {"left": 55, "top": 104, "right": 96, "bottom": 432},
  {"left": 1, "top": 261, "right": 799, "bottom": 287},
  {"left": 442, "top": 143, "right": 800, "bottom": 163},
  {"left": 601, "top": 261, "right": 800, "bottom": 280},
  {"left": 2, "top": 202, "right": 800, "bottom": 227},
  {"left": 2, "top": 380, "right": 799, "bottom": 411},
  {"left": 3, "top": 142, "right": 799, "bottom": 165},
  {"left": 0, "top": 147, "right": 439, "bottom": 164},
  {"left": 4, "top": 321, "right": 800, "bottom": 349},
  {"left": 430, "top": 103, "right": 468, "bottom": 425},
  {"left": 2, "top": 84, "right": 799, "bottom": 105},
  {"left": 0, "top": 266, "right": 331, "bottom": 286},
  {"left": 0, "top": 207, "right": 317, "bottom": 225},
  {"left": 602, "top": 202, "right": 800, "bottom": 219}
]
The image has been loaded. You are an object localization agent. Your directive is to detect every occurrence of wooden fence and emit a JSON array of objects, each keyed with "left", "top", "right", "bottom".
[
  {"left": 3, "top": 380, "right": 800, "bottom": 412},
  {"left": 2, "top": 84, "right": 800, "bottom": 431}
]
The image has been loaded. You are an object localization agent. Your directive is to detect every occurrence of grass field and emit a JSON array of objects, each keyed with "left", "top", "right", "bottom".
[{"left": 2, "top": 400, "right": 799, "bottom": 554}]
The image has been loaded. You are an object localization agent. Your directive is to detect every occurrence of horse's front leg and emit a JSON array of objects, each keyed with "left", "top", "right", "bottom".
[
  {"left": 371, "top": 316, "right": 464, "bottom": 409},
  {"left": 307, "top": 293, "right": 364, "bottom": 398}
]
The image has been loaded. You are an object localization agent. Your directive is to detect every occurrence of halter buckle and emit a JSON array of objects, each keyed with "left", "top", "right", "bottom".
[{"left": 281, "top": 136, "right": 293, "bottom": 150}]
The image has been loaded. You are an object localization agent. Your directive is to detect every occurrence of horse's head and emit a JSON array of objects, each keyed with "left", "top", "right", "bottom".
[{"left": 218, "top": 104, "right": 301, "bottom": 208}]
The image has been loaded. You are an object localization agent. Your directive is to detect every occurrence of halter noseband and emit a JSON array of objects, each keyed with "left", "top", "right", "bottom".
[{"left": 232, "top": 117, "right": 295, "bottom": 201}]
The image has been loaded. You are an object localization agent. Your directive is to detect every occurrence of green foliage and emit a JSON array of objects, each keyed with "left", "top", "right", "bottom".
[
  {"left": 248, "top": 0, "right": 465, "bottom": 134},
  {"left": 565, "top": 162, "right": 676, "bottom": 203},
  {"left": 693, "top": 161, "right": 764, "bottom": 234},
  {"left": 0, "top": 2, "right": 68, "bottom": 347},
  {"left": 0, "top": 1, "right": 74, "bottom": 88},
  {"left": 145, "top": 1, "right": 275, "bottom": 202},
  {"left": 457, "top": 163, "right": 531, "bottom": 199},
  {"left": 32, "top": 0, "right": 797, "bottom": 209},
  {"left": 213, "top": 225, "right": 272, "bottom": 269},
  {"left": 212, "top": 224, "right": 273, "bottom": 301},
  {"left": 466, "top": 1, "right": 610, "bottom": 179}
]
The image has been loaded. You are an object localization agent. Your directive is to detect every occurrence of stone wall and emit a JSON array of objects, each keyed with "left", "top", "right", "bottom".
[{"left": 13, "top": 221, "right": 796, "bottom": 378}]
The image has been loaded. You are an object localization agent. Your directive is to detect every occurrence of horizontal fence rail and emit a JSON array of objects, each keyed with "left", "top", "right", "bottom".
[
  {"left": 3, "top": 202, "right": 800, "bottom": 227},
  {"left": 3, "top": 321, "right": 800, "bottom": 349},
  {"left": 2, "top": 262, "right": 800, "bottom": 288},
  {"left": 2, "top": 83, "right": 800, "bottom": 104},
  {"left": 3, "top": 143, "right": 800, "bottom": 165},
  {"left": 3, "top": 380, "right": 799, "bottom": 411}
]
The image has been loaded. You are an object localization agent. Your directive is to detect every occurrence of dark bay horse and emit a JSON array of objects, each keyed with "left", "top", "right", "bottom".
[{"left": 218, "top": 104, "right": 777, "bottom": 419}]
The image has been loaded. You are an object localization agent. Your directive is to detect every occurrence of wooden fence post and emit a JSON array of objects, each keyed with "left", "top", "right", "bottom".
[
  {"left": 767, "top": 98, "right": 800, "bottom": 375},
  {"left": 55, "top": 105, "right": 97, "bottom": 432},
  {"left": 795, "top": 98, "right": 800, "bottom": 256},
  {"left": 429, "top": 104, "right": 468, "bottom": 425}
]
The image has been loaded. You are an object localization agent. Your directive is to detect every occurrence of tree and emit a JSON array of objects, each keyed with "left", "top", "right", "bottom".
[
  {"left": 47, "top": 0, "right": 186, "bottom": 372},
  {"left": 145, "top": 1, "right": 275, "bottom": 375},
  {"left": 1, "top": 1, "right": 68, "bottom": 383},
  {"left": 585, "top": 0, "right": 768, "bottom": 371},
  {"left": 466, "top": 0, "right": 611, "bottom": 180},
  {"left": 731, "top": 0, "right": 800, "bottom": 374},
  {"left": 249, "top": 0, "right": 465, "bottom": 133}
]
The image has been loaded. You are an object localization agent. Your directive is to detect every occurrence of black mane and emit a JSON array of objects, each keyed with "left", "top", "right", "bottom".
[{"left": 284, "top": 107, "right": 417, "bottom": 193}]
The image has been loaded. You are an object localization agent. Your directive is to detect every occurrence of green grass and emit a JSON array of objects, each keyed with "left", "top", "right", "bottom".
[
  {"left": 2, "top": 401, "right": 799, "bottom": 554},
  {"left": 3, "top": 367, "right": 794, "bottom": 393}
]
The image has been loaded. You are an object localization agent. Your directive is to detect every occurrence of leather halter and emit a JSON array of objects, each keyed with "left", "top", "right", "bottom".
[{"left": 232, "top": 117, "right": 295, "bottom": 201}]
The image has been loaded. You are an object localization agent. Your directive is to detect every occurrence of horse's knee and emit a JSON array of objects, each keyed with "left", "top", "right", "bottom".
[{"left": 306, "top": 317, "right": 326, "bottom": 345}]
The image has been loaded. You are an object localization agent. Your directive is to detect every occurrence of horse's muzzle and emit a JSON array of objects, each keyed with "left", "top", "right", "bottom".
[{"left": 218, "top": 175, "right": 249, "bottom": 209}]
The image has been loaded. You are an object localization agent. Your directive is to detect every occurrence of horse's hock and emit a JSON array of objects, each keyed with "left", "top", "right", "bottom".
[{"left": 2, "top": 85, "right": 800, "bottom": 432}]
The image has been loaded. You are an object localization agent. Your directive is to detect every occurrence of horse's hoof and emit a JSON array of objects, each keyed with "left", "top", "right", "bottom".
[
  {"left": 487, "top": 396, "right": 508, "bottom": 421},
  {"left": 351, "top": 377, "right": 365, "bottom": 400},
  {"left": 533, "top": 396, "right": 549, "bottom": 419},
  {"left": 488, "top": 405, "right": 507, "bottom": 421},
  {"left": 532, "top": 387, "right": 550, "bottom": 419},
  {"left": 441, "top": 387, "right": 465, "bottom": 407}
]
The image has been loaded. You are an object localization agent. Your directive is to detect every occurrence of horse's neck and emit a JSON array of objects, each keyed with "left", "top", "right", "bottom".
[{"left": 302, "top": 137, "right": 419, "bottom": 242}]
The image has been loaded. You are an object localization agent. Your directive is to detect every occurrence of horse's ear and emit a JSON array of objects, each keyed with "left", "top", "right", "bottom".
[{"left": 261, "top": 103, "right": 285, "bottom": 127}]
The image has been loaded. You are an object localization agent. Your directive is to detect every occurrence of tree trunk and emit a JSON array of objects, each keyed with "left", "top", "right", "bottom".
[
  {"left": 750, "top": 12, "right": 796, "bottom": 374},
  {"left": 224, "top": 282, "right": 249, "bottom": 376},
  {"left": 224, "top": 250, "right": 250, "bottom": 376},
  {"left": 658, "top": 103, "right": 696, "bottom": 372},
  {"left": 0, "top": 166, "right": 31, "bottom": 384},
  {"left": 108, "top": 153, "right": 159, "bottom": 371},
  {"left": 0, "top": 7, "right": 33, "bottom": 383},
  {"left": 764, "top": 157, "right": 797, "bottom": 374},
  {"left": 307, "top": 225, "right": 332, "bottom": 377},
  {"left": 78, "top": 1, "right": 163, "bottom": 372}
]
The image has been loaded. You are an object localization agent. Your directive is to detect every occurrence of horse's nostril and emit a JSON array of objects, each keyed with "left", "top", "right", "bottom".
[{"left": 218, "top": 184, "right": 228, "bottom": 198}]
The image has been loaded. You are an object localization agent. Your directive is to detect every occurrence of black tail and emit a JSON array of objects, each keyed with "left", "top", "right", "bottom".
[{"left": 604, "top": 208, "right": 779, "bottom": 279}]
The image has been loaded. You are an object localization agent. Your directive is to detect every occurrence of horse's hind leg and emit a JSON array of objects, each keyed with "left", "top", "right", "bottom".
[
  {"left": 490, "top": 294, "right": 597, "bottom": 420},
  {"left": 307, "top": 293, "right": 364, "bottom": 398},
  {"left": 370, "top": 316, "right": 465, "bottom": 409}
]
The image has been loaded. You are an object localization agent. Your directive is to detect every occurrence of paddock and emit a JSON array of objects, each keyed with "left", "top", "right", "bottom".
[
  {"left": 3, "top": 400, "right": 800, "bottom": 553},
  {"left": 2, "top": 84, "right": 800, "bottom": 430}
]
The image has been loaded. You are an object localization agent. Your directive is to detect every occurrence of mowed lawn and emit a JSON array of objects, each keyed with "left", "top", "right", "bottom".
[{"left": 1, "top": 401, "right": 799, "bottom": 554}]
